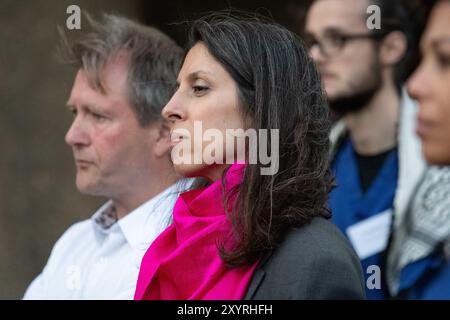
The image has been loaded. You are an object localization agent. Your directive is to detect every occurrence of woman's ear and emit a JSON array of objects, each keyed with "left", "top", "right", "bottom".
[
  {"left": 153, "top": 120, "right": 172, "bottom": 158},
  {"left": 379, "top": 31, "right": 408, "bottom": 66}
]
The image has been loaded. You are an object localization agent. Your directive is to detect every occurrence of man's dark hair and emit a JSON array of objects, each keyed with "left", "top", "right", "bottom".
[{"left": 369, "top": 0, "right": 429, "bottom": 90}]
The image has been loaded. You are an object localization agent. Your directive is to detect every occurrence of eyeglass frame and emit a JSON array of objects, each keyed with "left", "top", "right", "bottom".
[{"left": 304, "top": 31, "right": 388, "bottom": 58}]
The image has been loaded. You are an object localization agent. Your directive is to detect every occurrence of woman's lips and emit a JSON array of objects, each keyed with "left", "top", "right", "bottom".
[
  {"left": 416, "top": 116, "right": 434, "bottom": 139},
  {"left": 170, "top": 138, "right": 182, "bottom": 147},
  {"left": 170, "top": 132, "right": 185, "bottom": 147}
]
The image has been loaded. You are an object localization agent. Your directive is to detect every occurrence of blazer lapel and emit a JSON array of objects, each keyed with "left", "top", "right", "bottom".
[
  {"left": 244, "top": 268, "right": 265, "bottom": 300},
  {"left": 244, "top": 250, "right": 273, "bottom": 300}
]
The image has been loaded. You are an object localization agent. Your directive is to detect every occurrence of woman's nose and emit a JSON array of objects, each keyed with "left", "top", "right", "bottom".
[
  {"left": 162, "top": 90, "right": 185, "bottom": 122},
  {"left": 407, "top": 62, "right": 431, "bottom": 103}
]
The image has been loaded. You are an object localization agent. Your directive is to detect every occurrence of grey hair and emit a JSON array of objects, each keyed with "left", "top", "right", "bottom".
[{"left": 58, "top": 13, "right": 183, "bottom": 127}]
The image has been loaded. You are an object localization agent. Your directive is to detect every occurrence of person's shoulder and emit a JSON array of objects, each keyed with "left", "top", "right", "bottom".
[
  {"left": 264, "top": 217, "right": 363, "bottom": 285},
  {"left": 31, "top": 218, "right": 95, "bottom": 280},
  {"left": 252, "top": 217, "right": 365, "bottom": 299},
  {"left": 280, "top": 217, "right": 356, "bottom": 259},
  {"left": 60, "top": 219, "right": 93, "bottom": 240},
  {"left": 50, "top": 219, "right": 94, "bottom": 254}
]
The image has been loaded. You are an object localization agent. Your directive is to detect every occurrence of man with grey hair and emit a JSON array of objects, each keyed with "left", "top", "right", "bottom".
[{"left": 24, "top": 14, "right": 187, "bottom": 299}]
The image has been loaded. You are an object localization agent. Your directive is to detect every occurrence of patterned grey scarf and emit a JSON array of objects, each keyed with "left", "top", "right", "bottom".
[{"left": 387, "top": 166, "right": 450, "bottom": 295}]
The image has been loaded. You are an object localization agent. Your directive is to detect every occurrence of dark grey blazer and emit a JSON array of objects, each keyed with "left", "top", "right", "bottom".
[{"left": 244, "top": 217, "right": 366, "bottom": 299}]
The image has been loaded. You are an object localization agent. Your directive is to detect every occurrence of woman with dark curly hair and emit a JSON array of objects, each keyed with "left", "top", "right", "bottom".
[{"left": 134, "top": 11, "right": 365, "bottom": 300}]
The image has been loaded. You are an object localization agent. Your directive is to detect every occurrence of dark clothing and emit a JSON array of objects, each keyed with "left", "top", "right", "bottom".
[
  {"left": 245, "top": 217, "right": 366, "bottom": 300},
  {"left": 330, "top": 137, "right": 398, "bottom": 299},
  {"left": 355, "top": 147, "right": 397, "bottom": 193}
]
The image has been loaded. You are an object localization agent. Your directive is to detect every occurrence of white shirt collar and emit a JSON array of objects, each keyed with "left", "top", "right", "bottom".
[
  {"left": 91, "top": 179, "right": 193, "bottom": 248},
  {"left": 91, "top": 201, "right": 117, "bottom": 239}
]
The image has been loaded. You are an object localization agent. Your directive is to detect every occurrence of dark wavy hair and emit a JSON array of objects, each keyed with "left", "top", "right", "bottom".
[{"left": 186, "top": 11, "right": 333, "bottom": 267}]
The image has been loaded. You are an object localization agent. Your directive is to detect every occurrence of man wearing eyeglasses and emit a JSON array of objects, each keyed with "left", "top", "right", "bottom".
[{"left": 304, "top": 0, "right": 427, "bottom": 299}]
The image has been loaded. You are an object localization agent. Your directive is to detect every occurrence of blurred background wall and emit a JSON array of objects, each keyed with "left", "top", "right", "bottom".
[{"left": 0, "top": 0, "right": 309, "bottom": 299}]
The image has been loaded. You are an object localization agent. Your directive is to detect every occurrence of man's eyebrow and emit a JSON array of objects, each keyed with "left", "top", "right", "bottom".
[
  {"left": 305, "top": 27, "right": 349, "bottom": 40},
  {"left": 323, "top": 27, "right": 348, "bottom": 36},
  {"left": 65, "top": 103, "right": 105, "bottom": 113}
]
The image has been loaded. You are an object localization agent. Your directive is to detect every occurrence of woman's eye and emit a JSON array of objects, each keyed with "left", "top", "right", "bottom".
[{"left": 193, "top": 85, "right": 209, "bottom": 95}]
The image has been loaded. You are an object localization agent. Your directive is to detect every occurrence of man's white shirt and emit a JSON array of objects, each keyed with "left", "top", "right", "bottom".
[{"left": 23, "top": 180, "right": 191, "bottom": 300}]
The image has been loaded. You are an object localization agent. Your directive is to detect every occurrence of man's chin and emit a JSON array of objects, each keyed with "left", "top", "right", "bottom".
[
  {"left": 75, "top": 179, "right": 102, "bottom": 196},
  {"left": 322, "top": 79, "right": 337, "bottom": 94},
  {"left": 328, "top": 88, "right": 379, "bottom": 116},
  {"left": 324, "top": 87, "right": 346, "bottom": 103}
]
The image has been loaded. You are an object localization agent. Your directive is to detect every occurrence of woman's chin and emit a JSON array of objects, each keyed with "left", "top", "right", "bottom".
[
  {"left": 422, "top": 141, "right": 450, "bottom": 166},
  {"left": 173, "top": 163, "right": 205, "bottom": 178},
  {"left": 173, "top": 163, "right": 228, "bottom": 182}
]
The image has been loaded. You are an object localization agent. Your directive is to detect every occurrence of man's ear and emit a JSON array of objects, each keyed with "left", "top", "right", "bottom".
[
  {"left": 379, "top": 31, "right": 408, "bottom": 66},
  {"left": 153, "top": 120, "right": 172, "bottom": 158}
]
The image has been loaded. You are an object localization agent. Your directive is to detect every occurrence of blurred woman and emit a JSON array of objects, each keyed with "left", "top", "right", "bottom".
[
  {"left": 408, "top": 0, "right": 450, "bottom": 165},
  {"left": 134, "top": 12, "right": 365, "bottom": 300},
  {"left": 386, "top": 0, "right": 450, "bottom": 299}
]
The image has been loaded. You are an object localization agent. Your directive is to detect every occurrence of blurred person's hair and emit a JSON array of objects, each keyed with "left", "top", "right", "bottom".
[
  {"left": 368, "top": 0, "right": 430, "bottom": 91},
  {"left": 58, "top": 13, "right": 183, "bottom": 127},
  {"left": 187, "top": 11, "right": 333, "bottom": 267}
]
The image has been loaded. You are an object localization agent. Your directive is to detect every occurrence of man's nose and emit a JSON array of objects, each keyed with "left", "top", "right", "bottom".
[{"left": 65, "top": 116, "right": 90, "bottom": 147}]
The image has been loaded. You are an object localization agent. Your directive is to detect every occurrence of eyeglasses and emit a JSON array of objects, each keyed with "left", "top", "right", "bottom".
[{"left": 305, "top": 31, "right": 387, "bottom": 57}]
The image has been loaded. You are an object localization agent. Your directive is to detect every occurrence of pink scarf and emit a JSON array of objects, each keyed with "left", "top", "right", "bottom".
[{"left": 134, "top": 163, "right": 259, "bottom": 300}]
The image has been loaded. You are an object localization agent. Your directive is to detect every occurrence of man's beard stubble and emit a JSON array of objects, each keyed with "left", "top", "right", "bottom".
[{"left": 328, "top": 65, "right": 383, "bottom": 117}]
